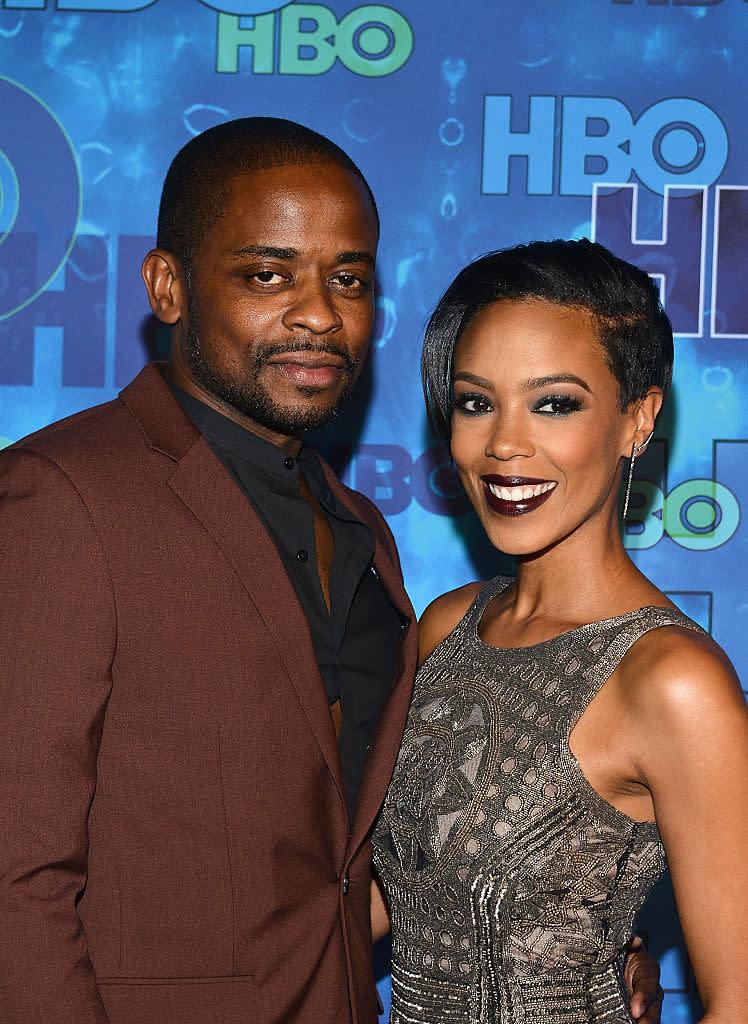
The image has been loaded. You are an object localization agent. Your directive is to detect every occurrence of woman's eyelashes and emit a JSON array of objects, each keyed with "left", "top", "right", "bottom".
[
  {"left": 454, "top": 392, "right": 493, "bottom": 415},
  {"left": 453, "top": 392, "right": 584, "bottom": 417},
  {"left": 533, "top": 394, "right": 584, "bottom": 416}
]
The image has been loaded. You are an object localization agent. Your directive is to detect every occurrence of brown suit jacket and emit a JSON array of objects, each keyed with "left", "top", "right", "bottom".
[{"left": 0, "top": 363, "right": 417, "bottom": 1024}]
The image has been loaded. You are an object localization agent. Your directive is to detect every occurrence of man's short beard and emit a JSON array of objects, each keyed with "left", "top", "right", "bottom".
[{"left": 183, "top": 319, "right": 358, "bottom": 435}]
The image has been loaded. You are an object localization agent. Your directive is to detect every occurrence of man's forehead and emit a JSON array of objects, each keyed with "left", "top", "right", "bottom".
[
  {"left": 223, "top": 160, "right": 369, "bottom": 200},
  {"left": 211, "top": 163, "right": 378, "bottom": 237},
  {"left": 191, "top": 162, "right": 378, "bottom": 264},
  {"left": 230, "top": 243, "right": 376, "bottom": 268}
]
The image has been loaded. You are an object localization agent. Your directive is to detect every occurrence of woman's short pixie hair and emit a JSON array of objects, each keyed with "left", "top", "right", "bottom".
[{"left": 421, "top": 238, "right": 673, "bottom": 441}]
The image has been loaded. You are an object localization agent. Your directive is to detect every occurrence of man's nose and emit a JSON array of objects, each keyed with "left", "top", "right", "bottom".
[{"left": 281, "top": 277, "right": 342, "bottom": 334}]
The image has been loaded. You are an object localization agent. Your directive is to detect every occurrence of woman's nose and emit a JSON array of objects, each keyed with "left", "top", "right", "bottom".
[{"left": 484, "top": 415, "right": 534, "bottom": 460}]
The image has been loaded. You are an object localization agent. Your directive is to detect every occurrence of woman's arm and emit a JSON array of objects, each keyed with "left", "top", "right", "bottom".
[
  {"left": 417, "top": 582, "right": 483, "bottom": 666},
  {"left": 631, "top": 628, "right": 748, "bottom": 1023}
]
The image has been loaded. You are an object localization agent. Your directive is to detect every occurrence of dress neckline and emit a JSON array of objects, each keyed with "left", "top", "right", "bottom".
[{"left": 472, "top": 578, "right": 676, "bottom": 653}]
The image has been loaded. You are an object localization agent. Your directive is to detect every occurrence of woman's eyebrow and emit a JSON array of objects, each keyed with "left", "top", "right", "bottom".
[
  {"left": 523, "top": 373, "right": 592, "bottom": 393},
  {"left": 453, "top": 371, "right": 592, "bottom": 393},
  {"left": 453, "top": 370, "right": 494, "bottom": 388}
]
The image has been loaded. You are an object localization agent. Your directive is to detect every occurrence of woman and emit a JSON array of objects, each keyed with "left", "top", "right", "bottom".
[{"left": 371, "top": 239, "right": 748, "bottom": 1023}]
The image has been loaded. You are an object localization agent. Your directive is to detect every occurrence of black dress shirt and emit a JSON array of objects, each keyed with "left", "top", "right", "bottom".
[{"left": 170, "top": 383, "right": 405, "bottom": 821}]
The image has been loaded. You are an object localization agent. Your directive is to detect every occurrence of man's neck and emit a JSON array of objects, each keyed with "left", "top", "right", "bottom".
[{"left": 167, "top": 358, "right": 302, "bottom": 456}]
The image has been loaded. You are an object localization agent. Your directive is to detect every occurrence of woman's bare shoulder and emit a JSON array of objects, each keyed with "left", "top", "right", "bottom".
[
  {"left": 611, "top": 623, "right": 748, "bottom": 803},
  {"left": 417, "top": 581, "right": 485, "bottom": 666},
  {"left": 621, "top": 621, "right": 745, "bottom": 729}
]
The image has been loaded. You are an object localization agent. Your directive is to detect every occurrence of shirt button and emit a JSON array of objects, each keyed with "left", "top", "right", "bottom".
[
  {"left": 297, "top": 549, "right": 309, "bottom": 563},
  {"left": 284, "top": 456, "right": 294, "bottom": 470},
  {"left": 342, "top": 871, "right": 350, "bottom": 895}
]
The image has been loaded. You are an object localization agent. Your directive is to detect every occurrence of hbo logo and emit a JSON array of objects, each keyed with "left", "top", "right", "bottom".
[
  {"left": 625, "top": 479, "right": 739, "bottom": 550},
  {"left": 483, "top": 95, "right": 729, "bottom": 196},
  {"left": 217, "top": 4, "right": 414, "bottom": 77}
]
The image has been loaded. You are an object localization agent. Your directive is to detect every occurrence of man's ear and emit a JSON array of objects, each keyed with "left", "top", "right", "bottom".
[{"left": 141, "top": 249, "right": 187, "bottom": 325}]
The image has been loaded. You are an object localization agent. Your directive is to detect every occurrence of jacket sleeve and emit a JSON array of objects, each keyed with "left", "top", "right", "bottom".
[{"left": 0, "top": 448, "right": 116, "bottom": 1023}]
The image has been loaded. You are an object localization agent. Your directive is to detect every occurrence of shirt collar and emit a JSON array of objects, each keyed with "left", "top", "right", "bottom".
[
  {"left": 168, "top": 380, "right": 352, "bottom": 518},
  {"left": 168, "top": 379, "right": 303, "bottom": 477}
]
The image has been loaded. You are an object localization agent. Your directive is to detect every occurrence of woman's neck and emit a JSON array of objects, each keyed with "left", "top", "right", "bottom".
[{"left": 507, "top": 512, "right": 661, "bottom": 630}]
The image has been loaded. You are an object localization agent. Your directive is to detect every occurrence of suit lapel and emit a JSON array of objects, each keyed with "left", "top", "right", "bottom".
[
  {"left": 120, "top": 364, "right": 418, "bottom": 844},
  {"left": 349, "top": 619, "right": 417, "bottom": 851},
  {"left": 324, "top": 471, "right": 419, "bottom": 851},
  {"left": 119, "top": 365, "right": 347, "bottom": 812}
]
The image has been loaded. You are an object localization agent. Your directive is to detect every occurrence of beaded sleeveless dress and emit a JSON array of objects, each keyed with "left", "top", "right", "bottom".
[{"left": 372, "top": 576, "right": 704, "bottom": 1024}]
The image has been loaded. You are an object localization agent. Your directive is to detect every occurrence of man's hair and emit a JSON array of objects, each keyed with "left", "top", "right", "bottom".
[
  {"left": 421, "top": 237, "right": 674, "bottom": 441},
  {"left": 156, "top": 116, "right": 379, "bottom": 272}
]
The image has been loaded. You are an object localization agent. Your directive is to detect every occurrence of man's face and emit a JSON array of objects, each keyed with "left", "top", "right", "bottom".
[{"left": 180, "top": 162, "right": 379, "bottom": 445}]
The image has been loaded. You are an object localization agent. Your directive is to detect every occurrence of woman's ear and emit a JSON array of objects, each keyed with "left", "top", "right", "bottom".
[
  {"left": 141, "top": 249, "right": 187, "bottom": 325},
  {"left": 634, "top": 387, "right": 664, "bottom": 449},
  {"left": 622, "top": 387, "right": 664, "bottom": 457}
]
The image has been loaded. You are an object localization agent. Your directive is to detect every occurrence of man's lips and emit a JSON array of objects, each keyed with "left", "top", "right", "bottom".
[
  {"left": 266, "top": 351, "right": 349, "bottom": 387},
  {"left": 481, "top": 475, "right": 557, "bottom": 517}
]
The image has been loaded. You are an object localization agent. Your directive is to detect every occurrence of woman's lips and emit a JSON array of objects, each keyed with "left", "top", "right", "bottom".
[{"left": 481, "top": 475, "right": 557, "bottom": 517}]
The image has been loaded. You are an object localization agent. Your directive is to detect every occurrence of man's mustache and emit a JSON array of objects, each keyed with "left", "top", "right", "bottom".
[{"left": 256, "top": 341, "right": 358, "bottom": 373}]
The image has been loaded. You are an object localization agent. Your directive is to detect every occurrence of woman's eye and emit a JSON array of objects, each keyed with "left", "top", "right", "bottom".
[
  {"left": 455, "top": 393, "right": 492, "bottom": 415},
  {"left": 534, "top": 395, "right": 583, "bottom": 416}
]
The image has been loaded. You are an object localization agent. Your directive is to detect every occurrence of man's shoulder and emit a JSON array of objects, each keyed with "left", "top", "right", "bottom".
[
  {"left": 4, "top": 363, "right": 185, "bottom": 474},
  {"left": 0, "top": 396, "right": 146, "bottom": 527},
  {"left": 4, "top": 394, "right": 141, "bottom": 481},
  {"left": 10, "top": 395, "right": 128, "bottom": 453}
]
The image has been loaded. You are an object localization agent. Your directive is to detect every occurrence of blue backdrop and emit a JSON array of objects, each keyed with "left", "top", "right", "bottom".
[{"left": 1, "top": 2, "right": 746, "bottom": 1020}]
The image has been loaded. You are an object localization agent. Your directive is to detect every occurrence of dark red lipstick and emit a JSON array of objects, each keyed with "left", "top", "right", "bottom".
[{"left": 481, "top": 475, "right": 557, "bottom": 517}]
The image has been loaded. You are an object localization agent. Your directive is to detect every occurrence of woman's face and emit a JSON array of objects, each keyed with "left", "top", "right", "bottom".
[{"left": 450, "top": 298, "right": 638, "bottom": 558}]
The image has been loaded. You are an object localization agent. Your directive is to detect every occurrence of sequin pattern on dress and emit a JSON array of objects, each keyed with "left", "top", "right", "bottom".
[{"left": 372, "top": 576, "right": 704, "bottom": 1024}]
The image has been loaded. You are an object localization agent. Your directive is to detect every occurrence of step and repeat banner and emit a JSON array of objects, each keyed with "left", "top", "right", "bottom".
[{"left": 1, "top": 1, "right": 745, "bottom": 1020}]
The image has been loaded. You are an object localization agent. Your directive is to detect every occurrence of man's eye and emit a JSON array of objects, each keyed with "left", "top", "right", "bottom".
[
  {"left": 252, "top": 270, "right": 284, "bottom": 285},
  {"left": 534, "top": 395, "right": 583, "bottom": 416},
  {"left": 332, "top": 273, "right": 367, "bottom": 292}
]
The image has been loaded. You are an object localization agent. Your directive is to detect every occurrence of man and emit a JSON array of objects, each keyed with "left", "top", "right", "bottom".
[{"left": 0, "top": 118, "right": 662, "bottom": 1023}]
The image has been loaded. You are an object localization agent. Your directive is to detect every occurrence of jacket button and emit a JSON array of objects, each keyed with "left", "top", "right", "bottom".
[
  {"left": 297, "top": 549, "right": 309, "bottom": 563},
  {"left": 342, "top": 871, "right": 350, "bottom": 895}
]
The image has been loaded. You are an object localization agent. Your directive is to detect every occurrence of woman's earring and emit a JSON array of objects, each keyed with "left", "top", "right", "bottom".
[{"left": 622, "top": 430, "right": 655, "bottom": 521}]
